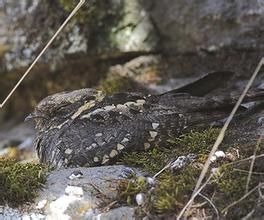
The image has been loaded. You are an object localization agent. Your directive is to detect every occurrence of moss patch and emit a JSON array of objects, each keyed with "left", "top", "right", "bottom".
[
  {"left": 122, "top": 128, "right": 220, "bottom": 175},
  {"left": 117, "top": 129, "right": 264, "bottom": 218},
  {"left": 99, "top": 74, "right": 138, "bottom": 94},
  {"left": 0, "top": 158, "right": 48, "bottom": 207},
  {"left": 118, "top": 129, "right": 218, "bottom": 214}
]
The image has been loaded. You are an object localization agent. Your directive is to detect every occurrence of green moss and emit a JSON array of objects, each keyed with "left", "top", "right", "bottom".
[
  {"left": 153, "top": 167, "right": 200, "bottom": 213},
  {"left": 122, "top": 128, "right": 220, "bottom": 175},
  {"left": 0, "top": 158, "right": 48, "bottom": 206},
  {"left": 99, "top": 74, "right": 137, "bottom": 94},
  {"left": 118, "top": 128, "right": 263, "bottom": 217},
  {"left": 117, "top": 176, "right": 149, "bottom": 206},
  {"left": 167, "top": 128, "right": 220, "bottom": 155},
  {"left": 118, "top": 129, "right": 219, "bottom": 214}
]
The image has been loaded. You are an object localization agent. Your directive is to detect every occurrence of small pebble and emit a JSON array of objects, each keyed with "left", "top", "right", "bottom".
[
  {"left": 215, "top": 150, "right": 226, "bottom": 158},
  {"left": 210, "top": 155, "right": 217, "bottom": 162},
  {"left": 146, "top": 177, "right": 155, "bottom": 186},
  {"left": 136, "top": 193, "right": 145, "bottom": 206},
  {"left": 119, "top": 167, "right": 136, "bottom": 179},
  {"left": 68, "top": 170, "right": 83, "bottom": 180},
  {"left": 257, "top": 117, "right": 264, "bottom": 125},
  {"left": 36, "top": 200, "right": 47, "bottom": 209},
  {"left": 210, "top": 150, "right": 226, "bottom": 162}
]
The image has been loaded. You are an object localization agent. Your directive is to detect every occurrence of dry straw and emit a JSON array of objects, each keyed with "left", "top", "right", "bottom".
[{"left": 0, "top": 0, "right": 86, "bottom": 108}]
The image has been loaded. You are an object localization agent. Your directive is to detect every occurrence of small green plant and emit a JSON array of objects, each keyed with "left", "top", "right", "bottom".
[
  {"left": 118, "top": 128, "right": 264, "bottom": 218},
  {"left": 0, "top": 158, "right": 48, "bottom": 206},
  {"left": 99, "top": 74, "right": 137, "bottom": 94},
  {"left": 118, "top": 129, "right": 219, "bottom": 214},
  {"left": 122, "top": 128, "right": 220, "bottom": 174}
]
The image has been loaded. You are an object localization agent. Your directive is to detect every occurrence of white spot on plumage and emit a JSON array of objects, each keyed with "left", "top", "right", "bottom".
[
  {"left": 149, "top": 131, "right": 158, "bottom": 138},
  {"left": 102, "top": 155, "right": 110, "bottom": 164},
  {"left": 71, "top": 100, "right": 96, "bottom": 119},
  {"left": 65, "top": 148, "right": 73, "bottom": 155},
  {"left": 152, "top": 123, "right": 159, "bottom": 129},
  {"left": 117, "top": 143, "right": 125, "bottom": 151},
  {"left": 93, "top": 157, "right": 99, "bottom": 162},
  {"left": 121, "top": 138, "right": 129, "bottom": 143},
  {"left": 136, "top": 99, "right": 145, "bottom": 105},
  {"left": 103, "top": 105, "right": 116, "bottom": 111},
  {"left": 57, "top": 120, "right": 69, "bottom": 129},
  {"left": 81, "top": 108, "right": 104, "bottom": 119},
  {"left": 124, "top": 102, "right": 135, "bottom": 106},
  {"left": 144, "top": 143, "right": 151, "bottom": 150},
  {"left": 110, "top": 149, "right": 119, "bottom": 158}
]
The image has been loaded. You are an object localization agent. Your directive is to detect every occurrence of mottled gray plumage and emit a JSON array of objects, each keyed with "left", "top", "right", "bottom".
[{"left": 29, "top": 71, "right": 262, "bottom": 168}]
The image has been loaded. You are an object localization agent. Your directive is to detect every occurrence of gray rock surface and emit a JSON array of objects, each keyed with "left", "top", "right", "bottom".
[
  {"left": 0, "top": 0, "right": 158, "bottom": 72},
  {"left": 144, "top": 0, "right": 264, "bottom": 77},
  {"left": 148, "top": 0, "right": 264, "bottom": 53},
  {"left": 0, "top": 165, "right": 140, "bottom": 220}
]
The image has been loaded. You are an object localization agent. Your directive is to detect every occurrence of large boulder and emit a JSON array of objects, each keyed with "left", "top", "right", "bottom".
[{"left": 145, "top": 0, "right": 264, "bottom": 76}]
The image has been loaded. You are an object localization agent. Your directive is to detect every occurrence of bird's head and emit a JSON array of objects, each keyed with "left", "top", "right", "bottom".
[{"left": 26, "top": 88, "right": 105, "bottom": 131}]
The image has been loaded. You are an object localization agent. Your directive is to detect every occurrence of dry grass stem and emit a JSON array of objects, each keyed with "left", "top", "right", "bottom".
[
  {"left": 193, "top": 57, "right": 264, "bottom": 195},
  {"left": 222, "top": 183, "right": 263, "bottom": 215},
  {"left": 177, "top": 173, "right": 214, "bottom": 220},
  {"left": 0, "top": 0, "right": 86, "bottom": 108},
  {"left": 198, "top": 193, "right": 220, "bottom": 220},
  {"left": 178, "top": 57, "right": 264, "bottom": 218},
  {"left": 245, "top": 136, "right": 263, "bottom": 193}
]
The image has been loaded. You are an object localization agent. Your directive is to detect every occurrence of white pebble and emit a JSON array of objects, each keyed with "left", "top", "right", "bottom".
[
  {"left": 210, "top": 155, "right": 217, "bottom": 163},
  {"left": 146, "top": 177, "right": 155, "bottom": 186},
  {"left": 215, "top": 150, "right": 226, "bottom": 158},
  {"left": 136, "top": 193, "right": 145, "bottom": 206},
  {"left": 36, "top": 199, "right": 47, "bottom": 209}
]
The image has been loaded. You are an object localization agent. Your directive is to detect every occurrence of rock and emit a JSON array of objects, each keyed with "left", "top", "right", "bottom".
[
  {"left": 148, "top": 0, "right": 264, "bottom": 53},
  {"left": 0, "top": 0, "right": 159, "bottom": 118},
  {"left": 0, "top": 165, "right": 141, "bottom": 219},
  {"left": 144, "top": 0, "right": 264, "bottom": 78},
  {"left": 0, "top": 121, "right": 35, "bottom": 149},
  {"left": 36, "top": 165, "right": 140, "bottom": 219}
]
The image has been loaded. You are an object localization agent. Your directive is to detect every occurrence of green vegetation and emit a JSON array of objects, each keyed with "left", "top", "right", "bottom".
[
  {"left": 122, "top": 128, "right": 219, "bottom": 174},
  {"left": 0, "top": 158, "right": 48, "bottom": 206},
  {"left": 118, "top": 129, "right": 264, "bottom": 218},
  {"left": 99, "top": 74, "right": 137, "bottom": 94},
  {"left": 118, "top": 129, "right": 218, "bottom": 214}
]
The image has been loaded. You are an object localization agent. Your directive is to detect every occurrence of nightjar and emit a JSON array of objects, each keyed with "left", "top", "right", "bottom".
[{"left": 27, "top": 71, "right": 263, "bottom": 168}]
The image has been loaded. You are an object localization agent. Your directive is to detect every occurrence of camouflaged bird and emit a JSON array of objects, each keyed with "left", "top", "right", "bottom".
[{"left": 28, "top": 71, "right": 263, "bottom": 168}]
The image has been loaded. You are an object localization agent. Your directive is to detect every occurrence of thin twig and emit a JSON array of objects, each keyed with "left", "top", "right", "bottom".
[
  {"left": 198, "top": 193, "right": 220, "bottom": 220},
  {"left": 193, "top": 57, "right": 264, "bottom": 195},
  {"left": 222, "top": 183, "right": 262, "bottom": 215},
  {"left": 233, "top": 168, "right": 264, "bottom": 175},
  {"left": 0, "top": 0, "right": 86, "bottom": 108},
  {"left": 153, "top": 161, "right": 173, "bottom": 178},
  {"left": 177, "top": 173, "right": 214, "bottom": 220},
  {"left": 226, "top": 153, "right": 264, "bottom": 167},
  {"left": 178, "top": 57, "right": 264, "bottom": 219},
  {"left": 245, "top": 136, "right": 263, "bottom": 193}
]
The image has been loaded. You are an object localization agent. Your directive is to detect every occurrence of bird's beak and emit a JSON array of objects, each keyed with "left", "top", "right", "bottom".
[{"left": 25, "top": 112, "right": 44, "bottom": 121}]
